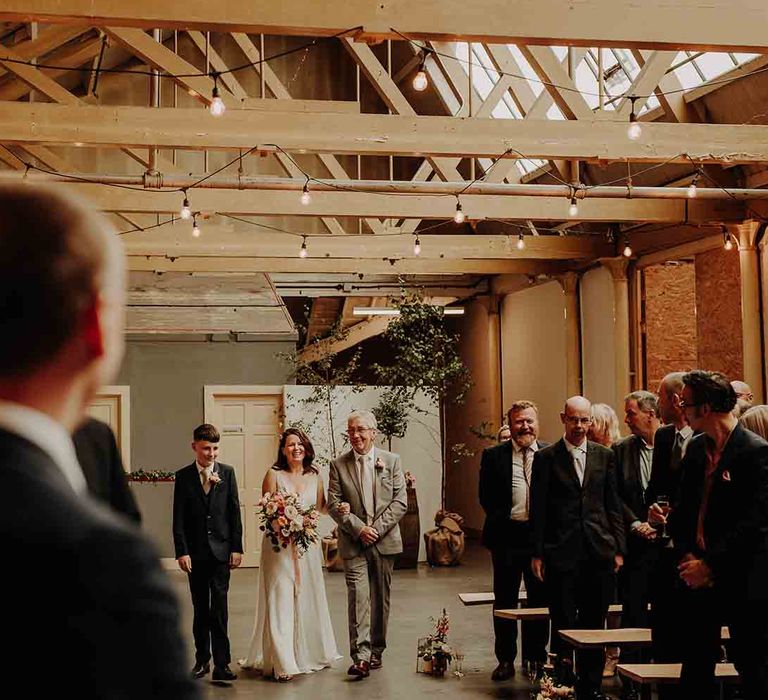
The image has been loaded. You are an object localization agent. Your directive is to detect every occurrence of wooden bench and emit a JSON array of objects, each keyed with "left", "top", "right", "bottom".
[
  {"left": 494, "top": 604, "right": 623, "bottom": 621},
  {"left": 459, "top": 591, "right": 527, "bottom": 606},
  {"left": 558, "top": 626, "right": 729, "bottom": 649},
  {"left": 617, "top": 662, "right": 738, "bottom": 684}
]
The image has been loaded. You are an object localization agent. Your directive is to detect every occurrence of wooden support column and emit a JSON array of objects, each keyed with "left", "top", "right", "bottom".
[
  {"left": 729, "top": 221, "right": 765, "bottom": 402},
  {"left": 760, "top": 231, "right": 768, "bottom": 400},
  {"left": 602, "top": 258, "right": 632, "bottom": 411},
  {"left": 558, "top": 272, "right": 582, "bottom": 397},
  {"left": 480, "top": 295, "right": 504, "bottom": 426}
]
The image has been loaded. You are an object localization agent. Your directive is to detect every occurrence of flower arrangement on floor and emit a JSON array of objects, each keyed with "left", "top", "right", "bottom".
[
  {"left": 417, "top": 609, "right": 453, "bottom": 677},
  {"left": 255, "top": 491, "right": 320, "bottom": 557},
  {"left": 532, "top": 655, "right": 575, "bottom": 700}
]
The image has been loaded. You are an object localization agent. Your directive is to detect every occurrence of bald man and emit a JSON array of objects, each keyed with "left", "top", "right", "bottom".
[
  {"left": 731, "top": 380, "right": 754, "bottom": 418},
  {"left": 530, "top": 397, "right": 626, "bottom": 700}
]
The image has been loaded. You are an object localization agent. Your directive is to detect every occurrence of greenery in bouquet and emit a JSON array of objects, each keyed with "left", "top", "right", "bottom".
[{"left": 255, "top": 490, "right": 320, "bottom": 557}]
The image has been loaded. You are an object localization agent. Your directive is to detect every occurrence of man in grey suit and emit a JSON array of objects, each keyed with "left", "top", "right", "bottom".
[{"left": 328, "top": 409, "right": 408, "bottom": 679}]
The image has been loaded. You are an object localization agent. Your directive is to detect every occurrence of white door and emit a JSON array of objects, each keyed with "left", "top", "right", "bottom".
[
  {"left": 88, "top": 385, "right": 131, "bottom": 470},
  {"left": 206, "top": 388, "right": 282, "bottom": 567}
]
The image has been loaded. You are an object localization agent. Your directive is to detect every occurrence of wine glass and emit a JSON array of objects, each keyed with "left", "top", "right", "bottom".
[{"left": 656, "top": 494, "right": 670, "bottom": 538}]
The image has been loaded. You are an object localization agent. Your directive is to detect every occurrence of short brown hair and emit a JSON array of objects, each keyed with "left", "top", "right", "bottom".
[
  {"left": 0, "top": 185, "right": 109, "bottom": 377},
  {"left": 193, "top": 424, "right": 220, "bottom": 443},
  {"left": 507, "top": 400, "right": 538, "bottom": 421}
]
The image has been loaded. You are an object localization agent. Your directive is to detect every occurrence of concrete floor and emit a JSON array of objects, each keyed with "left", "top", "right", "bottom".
[{"left": 168, "top": 542, "right": 622, "bottom": 699}]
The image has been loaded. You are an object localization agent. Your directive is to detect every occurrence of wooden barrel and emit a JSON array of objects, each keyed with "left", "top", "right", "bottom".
[{"left": 394, "top": 487, "right": 420, "bottom": 569}]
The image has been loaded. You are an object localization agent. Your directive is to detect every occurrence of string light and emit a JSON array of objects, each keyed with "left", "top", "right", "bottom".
[
  {"left": 299, "top": 236, "right": 308, "bottom": 258},
  {"left": 180, "top": 192, "right": 191, "bottom": 220},
  {"left": 723, "top": 229, "right": 735, "bottom": 251},
  {"left": 516, "top": 232, "right": 525, "bottom": 250},
  {"left": 412, "top": 51, "right": 429, "bottom": 91},
  {"left": 454, "top": 199, "right": 465, "bottom": 224},
  {"left": 300, "top": 180, "right": 311, "bottom": 205},
  {"left": 622, "top": 236, "right": 633, "bottom": 257},
  {"left": 687, "top": 170, "right": 700, "bottom": 198},
  {"left": 191, "top": 214, "right": 201, "bottom": 237},
  {"left": 627, "top": 96, "right": 642, "bottom": 141},
  {"left": 209, "top": 73, "right": 225, "bottom": 117},
  {"left": 568, "top": 195, "right": 579, "bottom": 218},
  {"left": 413, "top": 235, "right": 421, "bottom": 256}
]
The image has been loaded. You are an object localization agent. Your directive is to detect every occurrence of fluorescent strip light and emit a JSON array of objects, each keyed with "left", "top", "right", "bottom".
[{"left": 352, "top": 307, "right": 464, "bottom": 316}]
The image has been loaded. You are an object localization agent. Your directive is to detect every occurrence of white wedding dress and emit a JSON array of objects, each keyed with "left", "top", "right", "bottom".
[{"left": 240, "top": 471, "right": 341, "bottom": 677}]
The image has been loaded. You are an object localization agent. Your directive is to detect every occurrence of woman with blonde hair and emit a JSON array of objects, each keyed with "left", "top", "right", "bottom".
[
  {"left": 740, "top": 404, "right": 768, "bottom": 440},
  {"left": 588, "top": 403, "right": 621, "bottom": 447}
]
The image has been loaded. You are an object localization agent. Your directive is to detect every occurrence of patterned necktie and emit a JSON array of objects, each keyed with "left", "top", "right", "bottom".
[
  {"left": 522, "top": 447, "right": 533, "bottom": 517},
  {"left": 572, "top": 448, "right": 585, "bottom": 485},
  {"left": 358, "top": 455, "right": 374, "bottom": 525}
]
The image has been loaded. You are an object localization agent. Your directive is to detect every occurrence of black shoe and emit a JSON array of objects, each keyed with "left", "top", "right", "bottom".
[
  {"left": 370, "top": 655, "right": 382, "bottom": 670},
  {"left": 191, "top": 661, "right": 210, "bottom": 679},
  {"left": 347, "top": 661, "right": 370, "bottom": 679},
  {"left": 491, "top": 661, "right": 515, "bottom": 681},
  {"left": 212, "top": 666, "right": 237, "bottom": 681}
]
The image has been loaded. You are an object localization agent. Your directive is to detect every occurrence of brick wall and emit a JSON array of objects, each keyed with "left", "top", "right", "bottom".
[
  {"left": 644, "top": 262, "right": 697, "bottom": 390},
  {"left": 695, "top": 247, "right": 743, "bottom": 379}
]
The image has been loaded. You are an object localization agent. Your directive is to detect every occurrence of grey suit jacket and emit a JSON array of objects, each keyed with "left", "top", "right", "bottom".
[{"left": 328, "top": 447, "right": 407, "bottom": 559}]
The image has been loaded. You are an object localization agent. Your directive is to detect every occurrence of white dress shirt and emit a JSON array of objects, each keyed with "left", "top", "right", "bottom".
[
  {"left": 564, "top": 437, "right": 588, "bottom": 485},
  {"left": 0, "top": 400, "right": 87, "bottom": 494},
  {"left": 510, "top": 441, "right": 538, "bottom": 521}
]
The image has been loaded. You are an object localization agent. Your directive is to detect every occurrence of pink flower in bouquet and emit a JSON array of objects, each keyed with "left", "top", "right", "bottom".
[
  {"left": 265, "top": 501, "right": 278, "bottom": 516},
  {"left": 277, "top": 516, "right": 288, "bottom": 528},
  {"left": 284, "top": 504, "right": 299, "bottom": 520}
]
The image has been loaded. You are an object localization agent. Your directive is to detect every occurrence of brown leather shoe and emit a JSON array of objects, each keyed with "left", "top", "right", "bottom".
[
  {"left": 370, "top": 656, "right": 382, "bottom": 670},
  {"left": 347, "top": 660, "right": 370, "bottom": 679}
]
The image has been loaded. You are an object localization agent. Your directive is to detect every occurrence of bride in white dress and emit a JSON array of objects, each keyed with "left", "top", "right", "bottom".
[{"left": 240, "top": 428, "right": 342, "bottom": 681}]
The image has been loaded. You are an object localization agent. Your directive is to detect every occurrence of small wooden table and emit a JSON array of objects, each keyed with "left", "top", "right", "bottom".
[
  {"left": 558, "top": 626, "right": 729, "bottom": 649},
  {"left": 459, "top": 591, "right": 528, "bottom": 606},
  {"left": 494, "top": 603, "right": 623, "bottom": 621},
  {"left": 617, "top": 662, "right": 738, "bottom": 684}
]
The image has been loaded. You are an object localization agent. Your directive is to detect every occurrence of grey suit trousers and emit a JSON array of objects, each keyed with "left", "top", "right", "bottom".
[{"left": 343, "top": 546, "right": 395, "bottom": 662}]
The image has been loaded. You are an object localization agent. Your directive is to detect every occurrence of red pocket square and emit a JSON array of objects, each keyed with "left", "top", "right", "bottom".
[{"left": 722, "top": 470, "right": 731, "bottom": 482}]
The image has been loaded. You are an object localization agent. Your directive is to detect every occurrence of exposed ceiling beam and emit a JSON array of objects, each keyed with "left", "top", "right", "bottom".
[
  {"left": 121, "top": 227, "right": 612, "bottom": 260},
  {"left": 127, "top": 255, "right": 573, "bottom": 275},
  {"left": 3, "top": 1, "right": 768, "bottom": 51},
  {"left": 28, "top": 181, "right": 743, "bottom": 223},
  {"left": 4, "top": 102, "right": 768, "bottom": 164}
]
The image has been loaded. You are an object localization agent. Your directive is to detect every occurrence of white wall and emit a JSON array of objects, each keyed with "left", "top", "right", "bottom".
[
  {"left": 580, "top": 266, "right": 617, "bottom": 406},
  {"left": 500, "top": 281, "right": 568, "bottom": 442},
  {"left": 283, "top": 386, "right": 441, "bottom": 562}
]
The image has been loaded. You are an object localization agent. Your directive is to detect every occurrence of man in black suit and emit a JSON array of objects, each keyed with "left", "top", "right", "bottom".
[
  {"left": 645, "top": 372, "right": 693, "bottom": 699},
  {"left": 530, "top": 396, "right": 626, "bottom": 700},
  {"left": 670, "top": 370, "right": 768, "bottom": 700},
  {"left": 73, "top": 416, "right": 141, "bottom": 523},
  {"left": 479, "top": 400, "right": 549, "bottom": 681},
  {"left": 0, "top": 184, "right": 197, "bottom": 698},
  {"left": 173, "top": 423, "right": 243, "bottom": 682},
  {"left": 613, "top": 391, "right": 661, "bottom": 700}
]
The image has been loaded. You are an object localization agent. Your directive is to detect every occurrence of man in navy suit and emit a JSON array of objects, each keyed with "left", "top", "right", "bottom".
[
  {"left": 479, "top": 400, "right": 549, "bottom": 681},
  {"left": 530, "top": 396, "right": 626, "bottom": 700},
  {"left": 173, "top": 423, "right": 243, "bottom": 682},
  {"left": 0, "top": 184, "right": 197, "bottom": 698},
  {"left": 670, "top": 370, "right": 768, "bottom": 700}
]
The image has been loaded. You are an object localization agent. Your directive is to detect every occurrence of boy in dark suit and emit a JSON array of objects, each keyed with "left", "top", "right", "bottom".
[{"left": 173, "top": 423, "right": 243, "bottom": 681}]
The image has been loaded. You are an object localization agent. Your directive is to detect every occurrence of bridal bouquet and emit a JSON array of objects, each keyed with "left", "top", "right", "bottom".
[{"left": 255, "top": 491, "right": 320, "bottom": 557}]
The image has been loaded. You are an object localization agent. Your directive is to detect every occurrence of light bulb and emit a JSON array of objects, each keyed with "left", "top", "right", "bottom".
[
  {"left": 724, "top": 234, "right": 734, "bottom": 251},
  {"left": 516, "top": 233, "right": 525, "bottom": 250},
  {"left": 209, "top": 86, "right": 225, "bottom": 116},
  {"left": 413, "top": 236, "right": 421, "bottom": 256},
  {"left": 299, "top": 238, "right": 308, "bottom": 258},
  {"left": 180, "top": 197, "right": 191, "bottom": 220},
  {"left": 622, "top": 242, "right": 633, "bottom": 257},
  {"left": 300, "top": 184, "right": 311, "bottom": 205},
  {"left": 192, "top": 218, "right": 201, "bottom": 237},
  {"left": 412, "top": 70, "right": 428, "bottom": 92},
  {"left": 568, "top": 197, "right": 578, "bottom": 218},
  {"left": 454, "top": 202, "right": 465, "bottom": 224},
  {"left": 687, "top": 182, "right": 697, "bottom": 198},
  {"left": 627, "top": 121, "right": 642, "bottom": 141}
]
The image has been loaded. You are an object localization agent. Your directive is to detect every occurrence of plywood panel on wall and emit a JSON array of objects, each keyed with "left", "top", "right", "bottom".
[
  {"left": 501, "top": 281, "right": 568, "bottom": 443},
  {"left": 580, "top": 267, "right": 617, "bottom": 407}
]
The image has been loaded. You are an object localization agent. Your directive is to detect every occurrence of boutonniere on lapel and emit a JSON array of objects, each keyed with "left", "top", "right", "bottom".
[
  {"left": 374, "top": 457, "right": 386, "bottom": 472},
  {"left": 721, "top": 470, "right": 731, "bottom": 482},
  {"left": 207, "top": 470, "right": 222, "bottom": 487}
]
